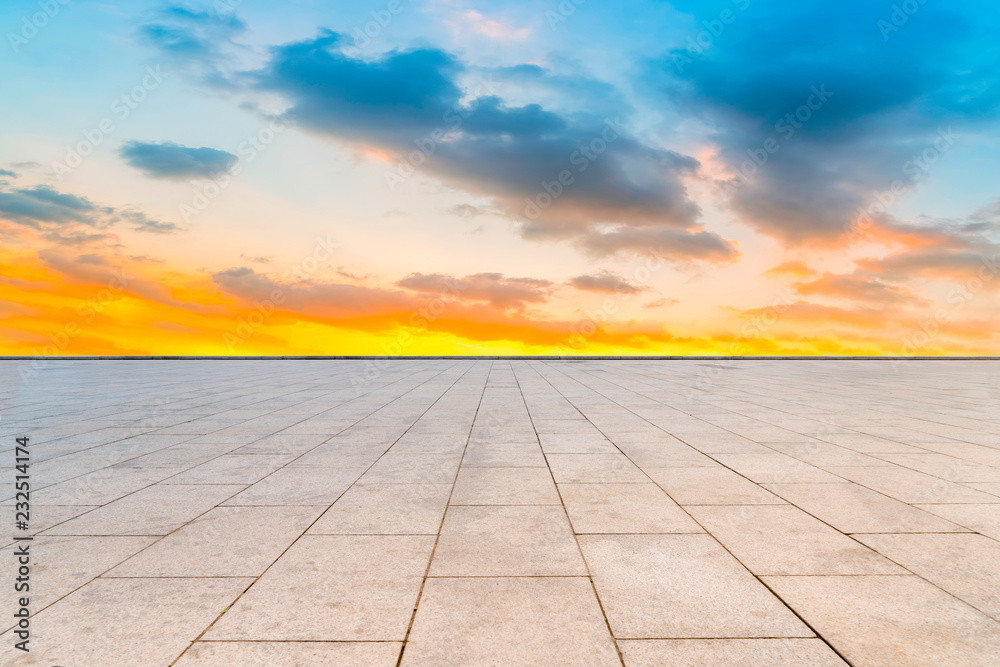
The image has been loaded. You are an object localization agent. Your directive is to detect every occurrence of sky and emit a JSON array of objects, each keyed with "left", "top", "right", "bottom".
[{"left": 1, "top": 0, "right": 998, "bottom": 356}]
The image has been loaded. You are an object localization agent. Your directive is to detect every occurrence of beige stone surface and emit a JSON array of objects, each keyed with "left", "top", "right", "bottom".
[{"left": 5, "top": 359, "right": 1000, "bottom": 666}]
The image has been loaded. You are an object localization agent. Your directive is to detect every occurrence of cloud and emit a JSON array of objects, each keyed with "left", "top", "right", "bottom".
[
  {"left": 764, "top": 260, "right": 817, "bottom": 279},
  {"left": 0, "top": 185, "right": 105, "bottom": 228},
  {"left": 137, "top": 27, "right": 736, "bottom": 263},
  {"left": 449, "top": 203, "right": 494, "bottom": 218},
  {"left": 0, "top": 183, "right": 180, "bottom": 244},
  {"left": 396, "top": 272, "right": 553, "bottom": 310},
  {"left": 0, "top": 169, "right": 16, "bottom": 178},
  {"left": 579, "top": 226, "right": 740, "bottom": 263},
  {"left": 794, "top": 272, "right": 928, "bottom": 306},
  {"left": 643, "top": 297, "right": 678, "bottom": 309},
  {"left": 240, "top": 253, "right": 272, "bottom": 264},
  {"left": 214, "top": 267, "right": 416, "bottom": 318},
  {"left": 453, "top": 10, "right": 532, "bottom": 42},
  {"left": 120, "top": 140, "right": 238, "bottom": 180},
  {"left": 568, "top": 271, "right": 644, "bottom": 294},
  {"left": 653, "top": 0, "right": 1000, "bottom": 244}
]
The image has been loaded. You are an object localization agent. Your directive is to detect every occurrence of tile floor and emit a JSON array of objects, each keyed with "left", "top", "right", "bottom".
[{"left": 1, "top": 359, "right": 999, "bottom": 665}]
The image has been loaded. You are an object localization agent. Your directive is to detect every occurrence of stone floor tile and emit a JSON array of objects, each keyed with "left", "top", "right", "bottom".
[
  {"left": 0, "top": 535, "right": 156, "bottom": 617},
  {"left": 579, "top": 534, "right": 812, "bottom": 639},
  {"left": 430, "top": 505, "right": 586, "bottom": 576},
  {"left": 619, "top": 638, "right": 847, "bottom": 666},
  {"left": 855, "top": 533, "right": 1000, "bottom": 620},
  {"left": 105, "top": 505, "right": 323, "bottom": 577},
  {"left": 645, "top": 467, "right": 786, "bottom": 505},
  {"left": 164, "top": 454, "right": 292, "bottom": 485},
  {"left": 913, "top": 503, "right": 1000, "bottom": 538},
  {"left": 537, "top": 432, "right": 619, "bottom": 454},
  {"left": 0, "top": 577, "right": 252, "bottom": 665},
  {"left": 546, "top": 453, "right": 649, "bottom": 483},
  {"left": 402, "top": 577, "right": 619, "bottom": 666},
  {"left": 826, "top": 466, "right": 1000, "bottom": 503},
  {"left": 461, "top": 442, "right": 547, "bottom": 467},
  {"left": 763, "top": 483, "right": 970, "bottom": 533},
  {"left": 223, "top": 466, "right": 364, "bottom": 505},
  {"left": 560, "top": 483, "right": 703, "bottom": 534},
  {"left": 450, "top": 467, "right": 559, "bottom": 505},
  {"left": 43, "top": 484, "right": 244, "bottom": 535},
  {"left": 763, "top": 574, "right": 1000, "bottom": 667},
  {"left": 207, "top": 535, "right": 434, "bottom": 641},
  {"left": 308, "top": 483, "right": 451, "bottom": 534},
  {"left": 359, "top": 454, "right": 461, "bottom": 484},
  {"left": 687, "top": 505, "right": 904, "bottom": 575},
  {"left": 175, "top": 641, "right": 402, "bottom": 666},
  {"left": 709, "top": 453, "right": 843, "bottom": 483}
]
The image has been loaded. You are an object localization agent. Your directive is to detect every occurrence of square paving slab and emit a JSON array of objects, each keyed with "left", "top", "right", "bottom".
[{"left": 2, "top": 358, "right": 999, "bottom": 665}]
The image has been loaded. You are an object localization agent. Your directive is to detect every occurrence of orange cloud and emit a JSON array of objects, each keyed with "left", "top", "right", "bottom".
[{"left": 763, "top": 260, "right": 817, "bottom": 279}]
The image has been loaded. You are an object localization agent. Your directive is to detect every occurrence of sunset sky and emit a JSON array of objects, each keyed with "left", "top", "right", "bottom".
[{"left": 2, "top": 0, "right": 999, "bottom": 355}]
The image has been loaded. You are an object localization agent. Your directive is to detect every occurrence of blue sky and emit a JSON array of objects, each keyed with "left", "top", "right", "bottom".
[{"left": 1, "top": 0, "right": 999, "bottom": 355}]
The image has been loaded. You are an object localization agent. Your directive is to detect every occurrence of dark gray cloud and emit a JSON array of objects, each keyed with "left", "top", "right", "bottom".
[
  {"left": 120, "top": 140, "right": 238, "bottom": 180},
  {"left": 0, "top": 169, "right": 16, "bottom": 178},
  {"left": 568, "top": 271, "right": 644, "bottom": 294},
  {"left": 579, "top": 226, "right": 740, "bottom": 263},
  {"left": 139, "top": 18, "right": 736, "bottom": 263},
  {"left": 653, "top": 0, "right": 1000, "bottom": 244},
  {"left": 0, "top": 183, "right": 181, "bottom": 243}
]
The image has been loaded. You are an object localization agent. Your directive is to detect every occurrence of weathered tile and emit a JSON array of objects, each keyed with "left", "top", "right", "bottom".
[
  {"left": 175, "top": 641, "right": 402, "bottom": 666},
  {"left": 44, "top": 484, "right": 244, "bottom": 535},
  {"left": 0, "top": 577, "right": 251, "bottom": 665},
  {"left": 560, "top": 483, "right": 703, "bottom": 534},
  {"left": 402, "top": 577, "right": 619, "bottom": 666},
  {"left": 579, "top": 534, "right": 812, "bottom": 638},
  {"left": 450, "top": 467, "right": 559, "bottom": 505},
  {"left": 164, "top": 454, "right": 292, "bottom": 485},
  {"left": 309, "top": 483, "right": 451, "bottom": 534},
  {"left": 224, "top": 467, "right": 364, "bottom": 505},
  {"left": 430, "top": 505, "right": 586, "bottom": 576},
  {"left": 646, "top": 467, "right": 786, "bottom": 505},
  {"left": 763, "top": 483, "right": 969, "bottom": 533},
  {"left": 619, "top": 639, "right": 847, "bottom": 666},
  {"left": 687, "top": 505, "right": 903, "bottom": 575},
  {"left": 207, "top": 535, "right": 434, "bottom": 640},
  {"left": 825, "top": 466, "right": 1000, "bottom": 503},
  {"left": 106, "top": 506, "right": 323, "bottom": 577},
  {"left": 856, "top": 533, "right": 1000, "bottom": 620},
  {"left": 764, "top": 575, "right": 1000, "bottom": 667},
  {"left": 360, "top": 454, "right": 461, "bottom": 484},
  {"left": 0, "top": 535, "right": 156, "bottom": 614},
  {"left": 547, "top": 453, "right": 648, "bottom": 483}
]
